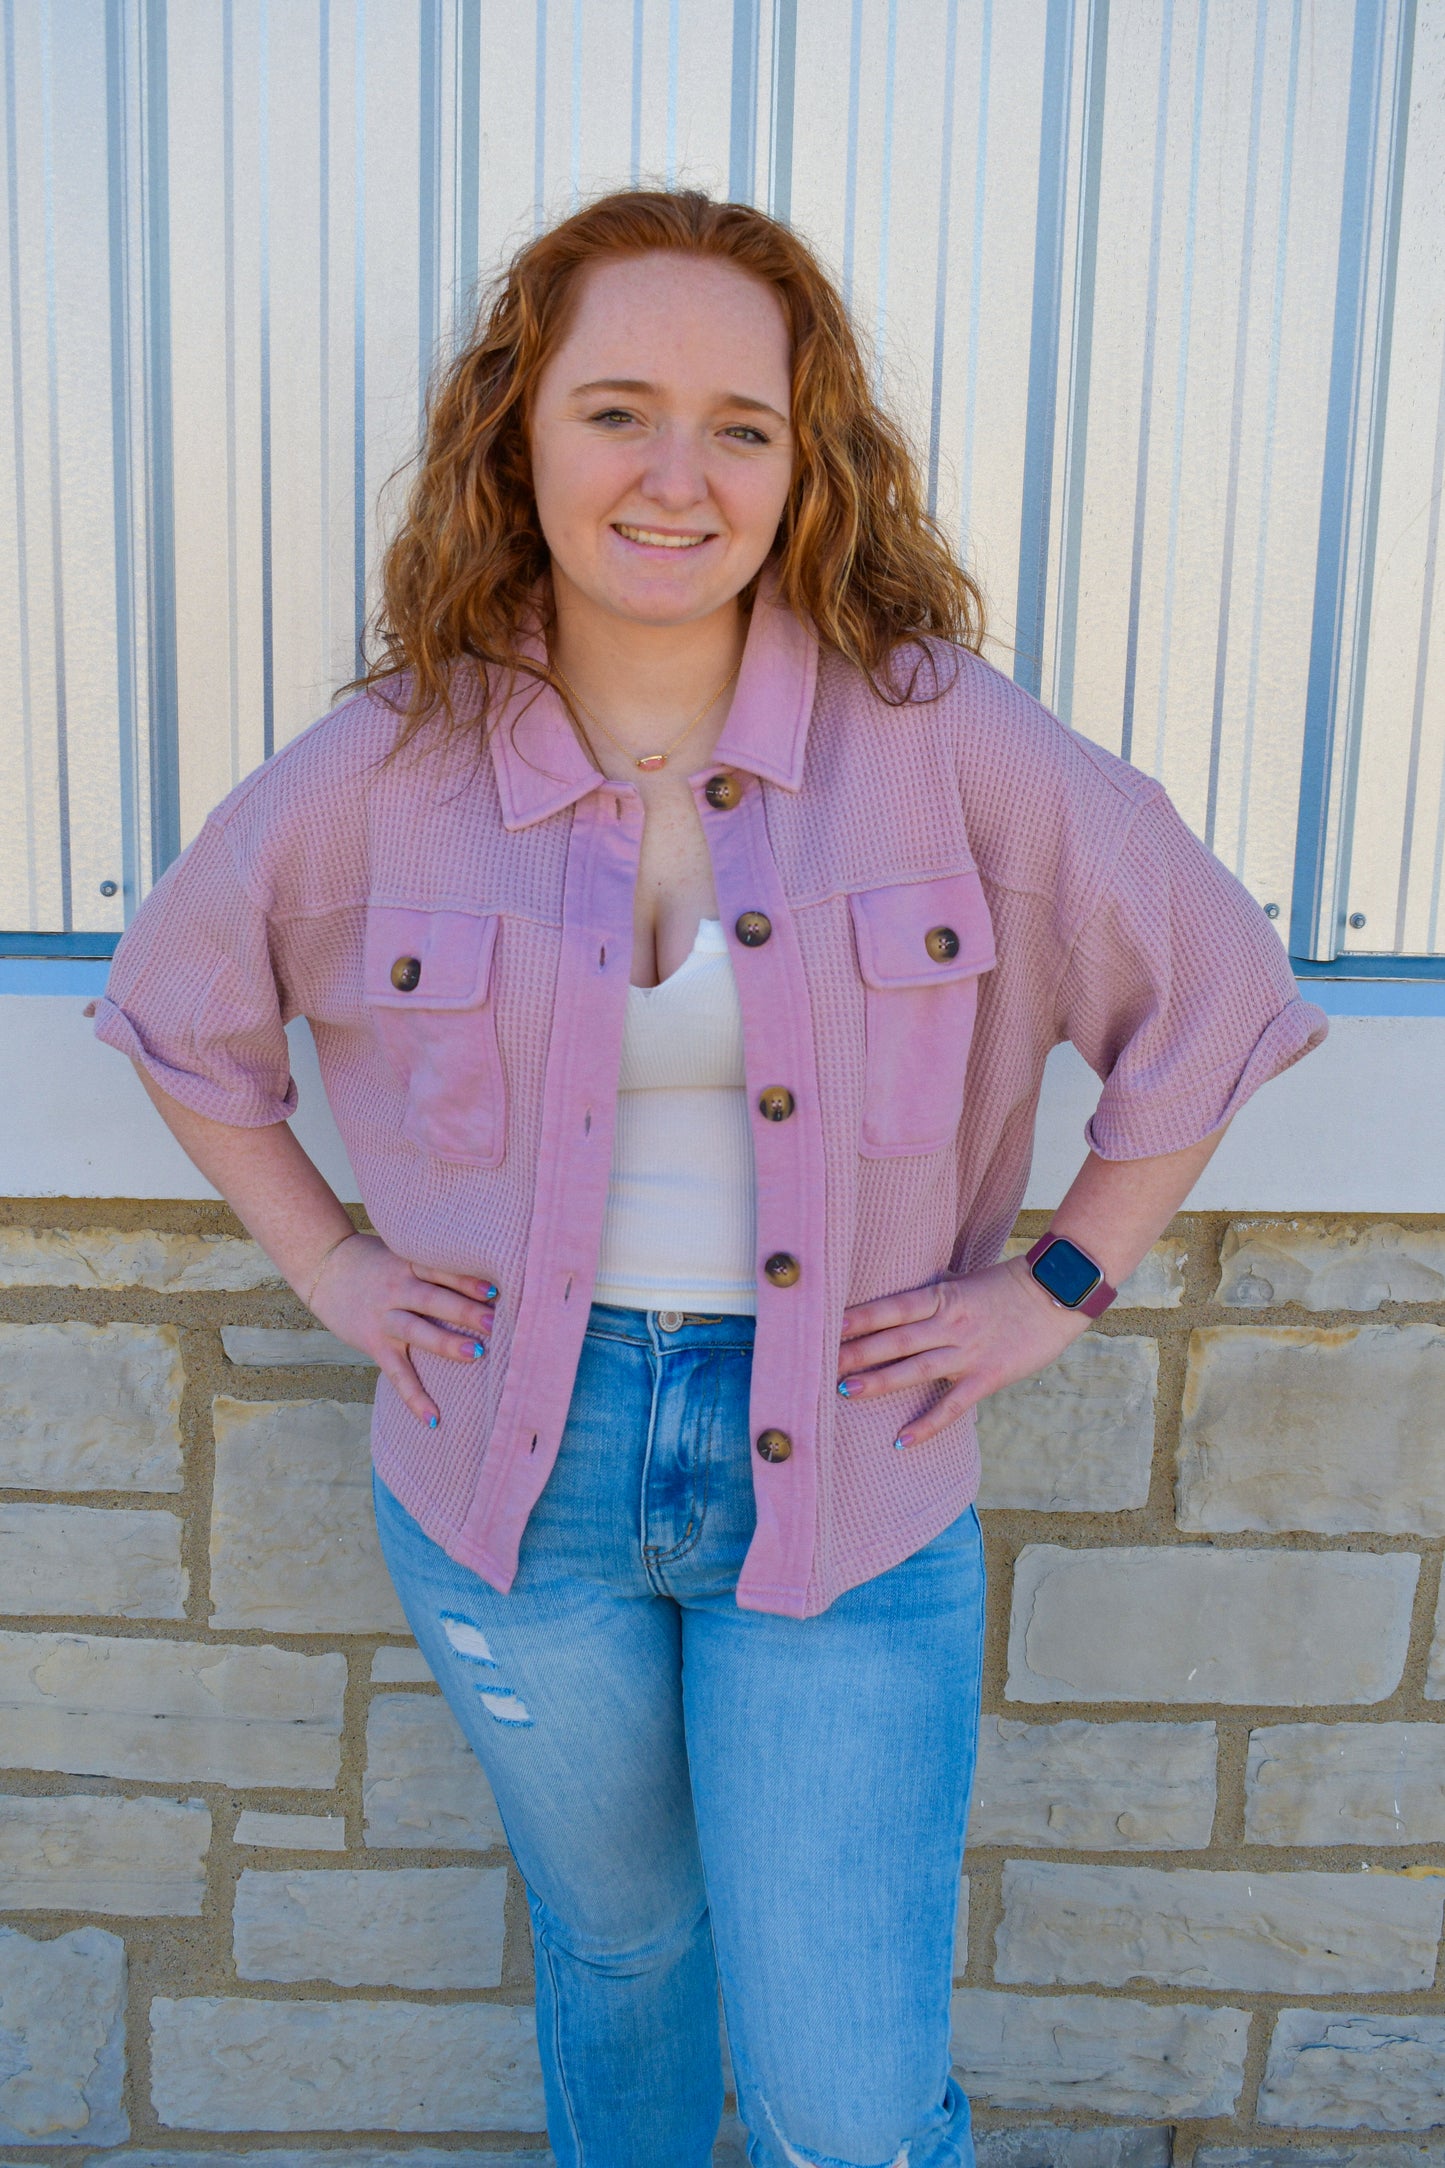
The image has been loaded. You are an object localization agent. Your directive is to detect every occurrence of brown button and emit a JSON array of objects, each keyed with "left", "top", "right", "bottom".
[
  {"left": 390, "top": 955, "right": 423, "bottom": 991},
  {"left": 764, "top": 1252, "right": 801, "bottom": 1287},
  {"left": 924, "top": 924, "right": 961, "bottom": 962},
  {"left": 758, "top": 1086, "right": 795, "bottom": 1122},
  {"left": 735, "top": 911, "right": 772, "bottom": 947},
  {"left": 704, "top": 772, "right": 742, "bottom": 811},
  {"left": 756, "top": 1428, "right": 793, "bottom": 1462}
]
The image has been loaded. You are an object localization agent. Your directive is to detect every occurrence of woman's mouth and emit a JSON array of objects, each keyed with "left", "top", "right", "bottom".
[{"left": 611, "top": 523, "right": 715, "bottom": 551}]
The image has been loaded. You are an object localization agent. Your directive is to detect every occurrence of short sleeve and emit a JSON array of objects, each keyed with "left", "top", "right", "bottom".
[
  {"left": 1057, "top": 785, "right": 1329, "bottom": 1160},
  {"left": 90, "top": 814, "right": 298, "bottom": 1127}
]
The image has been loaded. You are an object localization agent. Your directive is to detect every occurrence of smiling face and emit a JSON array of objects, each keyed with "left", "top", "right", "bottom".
[{"left": 526, "top": 251, "right": 795, "bottom": 631}]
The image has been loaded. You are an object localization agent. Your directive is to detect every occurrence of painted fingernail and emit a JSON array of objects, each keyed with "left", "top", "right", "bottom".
[
  {"left": 472, "top": 1342, "right": 486, "bottom": 1359},
  {"left": 483, "top": 1284, "right": 499, "bottom": 1301},
  {"left": 427, "top": 1413, "right": 439, "bottom": 1429},
  {"left": 893, "top": 1433, "right": 912, "bottom": 1451},
  {"left": 837, "top": 1379, "right": 852, "bottom": 1396}
]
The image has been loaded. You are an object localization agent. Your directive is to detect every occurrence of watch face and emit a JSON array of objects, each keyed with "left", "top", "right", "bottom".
[{"left": 1032, "top": 1237, "right": 1102, "bottom": 1308}]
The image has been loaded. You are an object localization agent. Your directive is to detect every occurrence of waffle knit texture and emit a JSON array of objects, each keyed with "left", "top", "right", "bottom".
[{"left": 91, "top": 566, "right": 1329, "bottom": 1617}]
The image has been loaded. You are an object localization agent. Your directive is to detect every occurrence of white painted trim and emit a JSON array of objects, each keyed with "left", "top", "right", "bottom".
[{"left": 2, "top": 995, "right": 1441, "bottom": 1211}]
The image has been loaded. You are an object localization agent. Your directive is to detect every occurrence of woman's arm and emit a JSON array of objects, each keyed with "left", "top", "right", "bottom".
[
  {"left": 835, "top": 1123, "right": 1228, "bottom": 1448},
  {"left": 131, "top": 1064, "right": 498, "bottom": 1425}
]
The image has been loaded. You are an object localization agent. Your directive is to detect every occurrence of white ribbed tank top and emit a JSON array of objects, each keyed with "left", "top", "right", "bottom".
[{"left": 592, "top": 917, "right": 758, "bottom": 1316}]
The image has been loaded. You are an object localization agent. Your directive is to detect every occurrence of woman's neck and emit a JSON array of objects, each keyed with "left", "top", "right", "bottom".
[{"left": 547, "top": 574, "right": 749, "bottom": 755}]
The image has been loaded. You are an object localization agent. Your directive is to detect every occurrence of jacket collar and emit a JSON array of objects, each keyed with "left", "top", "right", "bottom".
[{"left": 486, "top": 561, "right": 820, "bottom": 831}]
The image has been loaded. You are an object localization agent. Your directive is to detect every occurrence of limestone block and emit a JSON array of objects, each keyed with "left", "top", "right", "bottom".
[
  {"left": 0, "top": 1924, "right": 127, "bottom": 2146},
  {"left": 371, "top": 1647, "right": 432, "bottom": 1683},
  {"left": 1427, "top": 1578, "right": 1445, "bottom": 1701},
  {"left": 0, "top": 1226, "right": 280, "bottom": 1291},
  {"left": 995, "top": 1862, "right": 1443, "bottom": 1992},
  {"left": 89, "top": 2155, "right": 559, "bottom": 2168},
  {"left": 209, "top": 1398, "right": 405, "bottom": 1634},
  {"left": 1258, "top": 2007, "right": 1445, "bottom": 2130},
  {"left": 234, "top": 1866, "right": 507, "bottom": 1988},
  {"left": 1199, "top": 2150, "right": 1445, "bottom": 2167},
  {"left": 1006, "top": 1546, "right": 1418, "bottom": 1705},
  {"left": 0, "top": 1504, "right": 186, "bottom": 1619},
  {"left": 953, "top": 1876, "right": 969, "bottom": 1976},
  {"left": 976, "top": 1336, "right": 1158, "bottom": 1512},
  {"left": 233, "top": 1812, "right": 346, "bottom": 1851},
  {"left": 1004, "top": 1237, "right": 1187, "bottom": 1308},
  {"left": 149, "top": 1995, "right": 545, "bottom": 2131},
  {"left": 364, "top": 1693, "right": 505, "bottom": 1849},
  {"left": 0, "top": 1323, "right": 184, "bottom": 1493},
  {"left": 1178, "top": 1325, "right": 1445, "bottom": 1534},
  {"left": 1246, "top": 1723, "right": 1445, "bottom": 1846},
  {"left": 0, "top": 1795, "right": 209, "bottom": 1915},
  {"left": 0, "top": 1631, "right": 345, "bottom": 1787},
  {"left": 221, "top": 1327, "right": 372, "bottom": 1367},
  {"left": 976, "top": 2131, "right": 1172, "bottom": 2168},
  {"left": 968, "top": 1717, "right": 1216, "bottom": 1849},
  {"left": 949, "top": 1988, "right": 1248, "bottom": 2117},
  {"left": 1216, "top": 1221, "right": 1445, "bottom": 1311}
]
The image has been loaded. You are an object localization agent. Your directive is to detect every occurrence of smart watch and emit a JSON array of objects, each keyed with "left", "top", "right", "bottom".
[{"left": 1023, "top": 1232, "right": 1118, "bottom": 1318}]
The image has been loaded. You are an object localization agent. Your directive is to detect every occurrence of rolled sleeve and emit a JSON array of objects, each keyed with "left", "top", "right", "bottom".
[
  {"left": 91, "top": 814, "right": 298, "bottom": 1128},
  {"left": 1057, "top": 786, "right": 1329, "bottom": 1161}
]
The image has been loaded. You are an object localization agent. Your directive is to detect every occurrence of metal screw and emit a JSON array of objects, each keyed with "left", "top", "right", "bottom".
[
  {"left": 99, "top": 880, "right": 118, "bottom": 897},
  {"left": 1348, "top": 911, "right": 1367, "bottom": 930},
  {"left": 1264, "top": 902, "right": 1280, "bottom": 920}
]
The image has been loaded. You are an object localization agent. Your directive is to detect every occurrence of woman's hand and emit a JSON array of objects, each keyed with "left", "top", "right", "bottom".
[
  {"left": 836, "top": 1256, "right": 1090, "bottom": 1448},
  {"left": 306, "top": 1232, "right": 499, "bottom": 1428}
]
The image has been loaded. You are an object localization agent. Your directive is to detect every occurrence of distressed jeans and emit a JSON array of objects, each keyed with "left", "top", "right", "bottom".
[{"left": 372, "top": 1302, "right": 985, "bottom": 2168}]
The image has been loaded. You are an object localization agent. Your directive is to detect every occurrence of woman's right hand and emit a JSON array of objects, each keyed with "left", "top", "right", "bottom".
[{"left": 304, "top": 1232, "right": 499, "bottom": 1426}]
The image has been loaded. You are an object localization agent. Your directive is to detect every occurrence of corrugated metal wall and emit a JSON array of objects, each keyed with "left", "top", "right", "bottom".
[{"left": 2, "top": 0, "right": 1442, "bottom": 959}]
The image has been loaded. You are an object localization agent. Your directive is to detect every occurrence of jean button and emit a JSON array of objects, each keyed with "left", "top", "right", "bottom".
[{"left": 658, "top": 1310, "right": 684, "bottom": 1332}]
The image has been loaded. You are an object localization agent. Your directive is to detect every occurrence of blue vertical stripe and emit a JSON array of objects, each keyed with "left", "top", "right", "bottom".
[
  {"left": 926, "top": 0, "right": 959, "bottom": 518},
  {"left": 1118, "top": 0, "right": 1174, "bottom": 760},
  {"left": 1013, "top": 0, "right": 1074, "bottom": 702},
  {"left": 6, "top": 0, "right": 37, "bottom": 923},
  {"left": 142, "top": 0, "right": 180, "bottom": 875},
  {"left": 1205, "top": 0, "right": 1269, "bottom": 850},
  {"left": 104, "top": 0, "right": 141, "bottom": 920},
  {"left": 1052, "top": 0, "right": 1108, "bottom": 728},
  {"left": 258, "top": 0, "right": 275, "bottom": 762},
  {"left": 769, "top": 0, "right": 797, "bottom": 221},
  {"left": 1288, "top": 0, "right": 1396, "bottom": 961},
  {"left": 730, "top": 0, "right": 759, "bottom": 202}
]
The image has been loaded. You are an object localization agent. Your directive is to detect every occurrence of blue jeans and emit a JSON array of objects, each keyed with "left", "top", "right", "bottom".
[{"left": 372, "top": 1302, "right": 985, "bottom": 2168}]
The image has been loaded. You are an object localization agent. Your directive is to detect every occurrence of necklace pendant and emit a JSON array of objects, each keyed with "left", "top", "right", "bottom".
[{"left": 635, "top": 752, "right": 667, "bottom": 772}]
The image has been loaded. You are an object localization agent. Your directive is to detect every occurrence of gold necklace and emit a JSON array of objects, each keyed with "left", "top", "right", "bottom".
[{"left": 551, "top": 656, "right": 741, "bottom": 772}]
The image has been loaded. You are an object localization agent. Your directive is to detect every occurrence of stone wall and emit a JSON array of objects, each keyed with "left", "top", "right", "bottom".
[{"left": 0, "top": 1200, "right": 1442, "bottom": 2167}]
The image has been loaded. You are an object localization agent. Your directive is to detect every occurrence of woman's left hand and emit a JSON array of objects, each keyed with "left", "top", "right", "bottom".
[{"left": 836, "top": 1257, "right": 1092, "bottom": 1448}]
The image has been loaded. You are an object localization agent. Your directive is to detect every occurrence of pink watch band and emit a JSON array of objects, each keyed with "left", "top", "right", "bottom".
[{"left": 1024, "top": 1233, "right": 1118, "bottom": 1318}]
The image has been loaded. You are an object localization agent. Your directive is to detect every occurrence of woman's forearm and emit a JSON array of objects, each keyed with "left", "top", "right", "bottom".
[
  {"left": 130, "top": 1062, "right": 357, "bottom": 1301},
  {"left": 1044, "top": 1124, "right": 1231, "bottom": 1288}
]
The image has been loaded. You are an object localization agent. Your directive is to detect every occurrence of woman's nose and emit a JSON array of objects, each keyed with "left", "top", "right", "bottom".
[{"left": 638, "top": 427, "right": 709, "bottom": 509}]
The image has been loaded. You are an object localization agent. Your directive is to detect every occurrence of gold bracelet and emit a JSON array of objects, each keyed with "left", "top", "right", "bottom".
[{"left": 301, "top": 1229, "right": 358, "bottom": 1311}]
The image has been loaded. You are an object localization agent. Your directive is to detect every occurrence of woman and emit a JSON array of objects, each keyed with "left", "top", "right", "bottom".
[{"left": 93, "top": 189, "right": 1328, "bottom": 2167}]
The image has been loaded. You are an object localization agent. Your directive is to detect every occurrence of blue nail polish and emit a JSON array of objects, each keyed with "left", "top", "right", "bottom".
[
  {"left": 427, "top": 1413, "right": 439, "bottom": 1429},
  {"left": 472, "top": 1342, "right": 486, "bottom": 1359},
  {"left": 837, "top": 1379, "right": 851, "bottom": 1396},
  {"left": 893, "top": 1436, "right": 907, "bottom": 1451},
  {"left": 484, "top": 1284, "right": 499, "bottom": 1301}
]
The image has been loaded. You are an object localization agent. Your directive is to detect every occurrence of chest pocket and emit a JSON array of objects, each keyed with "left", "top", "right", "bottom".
[
  {"left": 363, "top": 905, "right": 506, "bottom": 1168},
  {"left": 849, "top": 870, "right": 996, "bottom": 1156}
]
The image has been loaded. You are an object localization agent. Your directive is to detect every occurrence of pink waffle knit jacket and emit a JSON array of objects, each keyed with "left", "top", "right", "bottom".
[{"left": 92, "top": 567, "right": 1328, "bottom": 1618}]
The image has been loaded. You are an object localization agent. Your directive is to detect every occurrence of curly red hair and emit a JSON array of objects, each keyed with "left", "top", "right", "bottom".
[{"left": 341, "top": 186, "right": 987, "bottom": 743}]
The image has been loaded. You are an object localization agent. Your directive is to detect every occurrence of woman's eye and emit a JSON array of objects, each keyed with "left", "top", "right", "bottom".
[
  {"left": 589, "top": 408, "right": 637, "bottom": 427},
  {"left": 724, "top": 425, "right": 768, "bottom": 445}
]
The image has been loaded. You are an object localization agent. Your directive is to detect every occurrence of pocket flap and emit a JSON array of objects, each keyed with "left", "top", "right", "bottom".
[
  {"left": 849, "top": 870, "right": 996, "bottom": 989},
  {"left": 363, "top": 905, "right": 499, "bottom": 1009}
]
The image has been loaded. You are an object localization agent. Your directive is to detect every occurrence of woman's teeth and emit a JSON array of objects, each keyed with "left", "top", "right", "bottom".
[{"left": 614, "top": 524, "right": 710, "bottom": 548}]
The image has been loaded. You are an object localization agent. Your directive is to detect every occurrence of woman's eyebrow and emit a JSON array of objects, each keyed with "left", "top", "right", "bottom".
[{"left": 569, "top": 376, "right": 788, "bottom": 425}]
